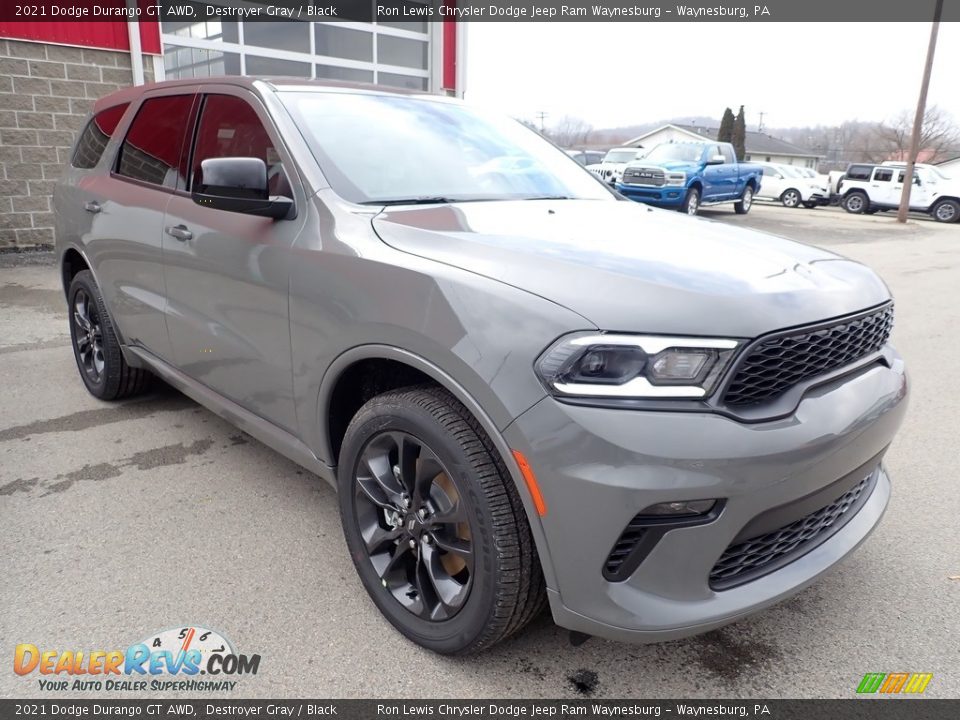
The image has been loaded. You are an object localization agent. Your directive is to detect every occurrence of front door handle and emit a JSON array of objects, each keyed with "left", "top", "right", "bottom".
[
  {"left": 165, "top": 224, "right": 193, "bottom": 242},
  {"left": 84, "top": 201, "right": 101, "bottom": 214}
]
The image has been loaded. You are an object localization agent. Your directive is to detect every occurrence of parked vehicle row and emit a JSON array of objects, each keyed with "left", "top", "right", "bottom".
[{"left": 596, "top": 139, "right": 958, "bottom": 223}]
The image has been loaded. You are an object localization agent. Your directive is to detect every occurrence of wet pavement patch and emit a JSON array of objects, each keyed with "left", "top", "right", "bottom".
[
  {"left": 0, "top": 392, "right": 195, "bottom": 442},
  {"left": 568, "top": 668, "right": 599, "bottom": 695},
  {"left": 688, "top": 628, "right": 780, "bottom": 682},
  {"left": 0, "top": 283, "right": 65, "bottom": 316},
  {"left": 123, "top": 438, "right": 215, "bottom": 471}
]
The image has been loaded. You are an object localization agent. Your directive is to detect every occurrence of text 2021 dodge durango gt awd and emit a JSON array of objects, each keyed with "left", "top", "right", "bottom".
[{"left": 54, "top": 78, "right": 908, "bottom": 654}]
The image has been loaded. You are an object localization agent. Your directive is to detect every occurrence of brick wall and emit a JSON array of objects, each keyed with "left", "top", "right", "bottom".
[{"left": 0, "top": 38, "right": 155, "bottom": 249}]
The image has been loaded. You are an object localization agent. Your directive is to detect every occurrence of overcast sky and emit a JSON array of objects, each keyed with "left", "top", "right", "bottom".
[{"left": 465, "top": 23, "right": 960, "bottom": 131}]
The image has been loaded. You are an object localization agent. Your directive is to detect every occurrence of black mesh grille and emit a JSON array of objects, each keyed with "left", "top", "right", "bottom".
[
  {"left": 709, "top": 475, "right": 871, "bottom": 590},
  {"left": 723, "top": 306, "right": 893, "bottom": 407}
]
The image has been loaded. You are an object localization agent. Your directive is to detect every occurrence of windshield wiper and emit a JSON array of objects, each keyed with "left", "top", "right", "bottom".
[
  {"left": 520, "top": 195, "right": 573, "bottom": 201},
  {"left": 365, "top": 196, "right": 471, "bottom": 206}
]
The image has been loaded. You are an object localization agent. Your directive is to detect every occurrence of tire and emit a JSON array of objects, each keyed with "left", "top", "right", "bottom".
[
  {"left": 931, "top": 198, "right": 959, "bottom": 223},
  {"left": 681, "top": 187, "right": 700, "bottom": 216},
  {"left": 842, "top": 191, "right": 869, "bottom": 214},
  {"left": 802, "top": 201, "right": 817, "bottom": 209},
  {"left": 68, "top": 270, "right": 150, "bottom": 400},
  {"left": 337, "top": 385, "right": 546, "bottom": 654},
  {"left": 780, "top": 188, "right": 802, "bottom": 208},
  {"left": 734, "top": 185, "right": 754, "bottom": 214}
]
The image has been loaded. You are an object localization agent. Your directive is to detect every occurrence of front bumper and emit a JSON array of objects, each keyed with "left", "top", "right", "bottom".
[
  {"left": 616, "top": 183, "right": 686, "bottom": 206},
  {"left": 504, "top": 351, "right": 907, "bottom": 643}
]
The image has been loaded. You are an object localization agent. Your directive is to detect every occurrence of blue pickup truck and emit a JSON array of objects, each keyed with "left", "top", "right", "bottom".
[{"left": 616, "top": 141, "right": 763, "bottom": 216}]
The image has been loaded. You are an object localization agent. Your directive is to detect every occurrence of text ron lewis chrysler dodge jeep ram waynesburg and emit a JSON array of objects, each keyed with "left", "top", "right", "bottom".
[{"left": 55, "top": 79, "right": 908, "bottom": 654}]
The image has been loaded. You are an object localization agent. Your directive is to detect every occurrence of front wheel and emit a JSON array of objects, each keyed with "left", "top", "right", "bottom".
[
  {"left": 337, "top": 386, "right": 545, "bottom": 654},
  {"left": 780, "top": 188, "right": 802, "bottom": 208},
  {"left": 932, "top": 198, "right": 959, "bottom": 223},
  {"left": 681, "top": 187, "right": 701, "bottom": 216},
  {"left": 734, "top": 185, "right": 754, "bottom": 214}
]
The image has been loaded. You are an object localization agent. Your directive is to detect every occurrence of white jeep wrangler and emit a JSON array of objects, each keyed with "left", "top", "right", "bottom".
[{"left": 838, "top": 162, "right": 960, "bottom": 223}]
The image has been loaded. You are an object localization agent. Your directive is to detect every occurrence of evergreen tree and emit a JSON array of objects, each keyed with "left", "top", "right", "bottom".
[
  {"left": 717, "top": 108, "right": 735, "bottom": 143},
  {"left": 733, "top": 106, "right": 747, "bottom": 160}
]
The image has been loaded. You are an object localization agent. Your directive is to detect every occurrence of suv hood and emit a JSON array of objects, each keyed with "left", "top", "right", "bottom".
[{"left": 371, "top": 199, "right": 890, "bottom": 337}]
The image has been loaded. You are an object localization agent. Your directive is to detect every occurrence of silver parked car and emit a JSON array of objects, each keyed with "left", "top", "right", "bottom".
[{"left": 55, "top": 78, "right": 907, "bottom": 654}]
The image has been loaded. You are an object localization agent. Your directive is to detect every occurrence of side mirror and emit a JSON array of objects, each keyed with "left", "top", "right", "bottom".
[
  {"left": 914, "top": 176, "right": 922, "bottom": 187},
  {"left": 706, "top": 155, "right": 726, "bottom": 165},
  {"left": 192, "top": 157, "right": 293, "bottom": 220}
]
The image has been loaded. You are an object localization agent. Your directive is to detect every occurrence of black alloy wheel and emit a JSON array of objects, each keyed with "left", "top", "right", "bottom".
[
  {"left": 72, "top": 286, "right": 105, "bottom": 385},
  {"left": 353, "top": 430, "right": 474, "bottom": 620}
]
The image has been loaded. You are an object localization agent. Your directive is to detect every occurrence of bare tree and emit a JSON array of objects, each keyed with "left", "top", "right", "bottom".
[
  {"left": 547, "top": 116, "right": 594, "bottom": 148},
  {"left": 875, "top": 106, "right": 960, "bottom": 163}
]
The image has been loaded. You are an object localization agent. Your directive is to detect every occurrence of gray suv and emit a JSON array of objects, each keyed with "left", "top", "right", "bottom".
[{"left": 55, "top": 78, "right": 908, "bottom": 654}]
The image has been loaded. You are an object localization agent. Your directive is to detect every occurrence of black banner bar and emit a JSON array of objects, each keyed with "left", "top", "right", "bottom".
[
  {"left": 1, "top": 700, "right": 958, "bottom": 720},
  {"left": 3, "top": 0, "right": 960, "bottom": 23}
]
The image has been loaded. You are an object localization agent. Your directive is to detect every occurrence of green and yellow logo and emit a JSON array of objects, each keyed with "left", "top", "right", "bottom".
[{"left": 857, "top": 672, "right": 933, "bottom": 694}]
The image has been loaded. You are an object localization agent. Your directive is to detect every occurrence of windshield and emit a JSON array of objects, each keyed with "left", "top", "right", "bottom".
[
  {"left": 280, "top": 91, "right": 613, "bottom": 204},
  {"left": 644, "top": 143, "right": 703, "bottom": 163},
  {"left": 603, "top": 150, "right": 638, "bottom": 163}
]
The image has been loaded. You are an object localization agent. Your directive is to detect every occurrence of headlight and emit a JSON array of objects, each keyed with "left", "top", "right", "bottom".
[
  {"left": 666, "top": 173, "right": 686, "bottom": 186},
  {"left": 536, "top": 333, "right": 742, "bottom": 400}
]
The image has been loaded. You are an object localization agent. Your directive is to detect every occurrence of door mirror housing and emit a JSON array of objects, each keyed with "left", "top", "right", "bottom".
[
  {"left": 706, "top": 155, "right": 726, "bottom": 165},
  {"left": 192, "top": 157, "right": 293, "bottom": 220}
]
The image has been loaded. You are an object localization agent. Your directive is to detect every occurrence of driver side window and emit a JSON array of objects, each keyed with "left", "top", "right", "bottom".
[{"left": 191, "top": 94, "right": 291, "bottom": 197}]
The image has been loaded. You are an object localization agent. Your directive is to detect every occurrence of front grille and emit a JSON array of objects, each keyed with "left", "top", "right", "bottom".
[
  {"left": 709, "top": 475, "right": 872, "bottom": 590},
  {"left": 621, "top": 167, "right": 665, "bottom": 186},
  {"left": 723, "top": 305, "right": 893, "bottom": 407}
]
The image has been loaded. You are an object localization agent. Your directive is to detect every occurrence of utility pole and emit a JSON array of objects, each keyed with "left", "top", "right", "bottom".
[
  {"left": 897, "top": 0, "right": 943, "bottom": 223},
  {"left": 535, "top": 111, "right": 548, "bottom": 133}
]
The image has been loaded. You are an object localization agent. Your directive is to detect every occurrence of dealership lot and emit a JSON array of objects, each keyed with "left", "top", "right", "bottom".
[{"left": 1, "top": 205, "right": 958, "bottom": 699}]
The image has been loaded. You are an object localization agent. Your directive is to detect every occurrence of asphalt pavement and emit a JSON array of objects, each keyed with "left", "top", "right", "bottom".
[{"left": 1, "top": 204, "right": 958, "bottom": 699}]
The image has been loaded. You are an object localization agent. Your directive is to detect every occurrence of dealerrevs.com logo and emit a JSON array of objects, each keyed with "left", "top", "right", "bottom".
[{"left": 14, "top": 626, "right": 260, "bottom": 692}]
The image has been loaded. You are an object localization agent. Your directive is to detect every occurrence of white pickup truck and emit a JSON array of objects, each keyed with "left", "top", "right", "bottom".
[{"left": 838, "top": 162, "right": 960, "bottom": 223}]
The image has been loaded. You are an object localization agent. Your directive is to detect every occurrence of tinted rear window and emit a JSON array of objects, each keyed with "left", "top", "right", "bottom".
[
  {"left": 71, "top": 103, "right": 129, "bottom": 169},
  {"left": 116, "top": 95, "right": 195, "bottom": 189}
]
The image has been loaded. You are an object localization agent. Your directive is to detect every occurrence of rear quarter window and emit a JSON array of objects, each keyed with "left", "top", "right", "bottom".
[
  {"left": 71, "top": 103, "right": 129, "bottom": 169},
  {"left": 116, "top": 94, "right": 195, "bottom": 189}
]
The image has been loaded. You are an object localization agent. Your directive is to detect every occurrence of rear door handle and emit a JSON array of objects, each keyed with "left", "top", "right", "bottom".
[
  {"left": 165, "top": 225, "right": 193, "bottom": 242},
  {"left": 84, "top": 201, "right": 101, "bottom": 214}
]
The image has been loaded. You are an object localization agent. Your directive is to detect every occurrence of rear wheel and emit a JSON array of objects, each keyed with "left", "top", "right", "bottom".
[
  {"left": 337, "top": 386, "right": 545, "bottom": 654},
  {"left": 734, "top": 185, "right": 754, "bottom": 214},
  {"left": 681, "top": 187, "right": 701, "bottom": 216},
  {"left": 780, "top": 188, "right": 802, "bottom": 208},
  {"left": 842, "top": 191, "right": 869, "bottom": 214},
  {"left": 68, "top": 270, "right": 150, "bottom": 400},
  {"left": 932, "top": 198, "right": 959, "bottom": 223}
]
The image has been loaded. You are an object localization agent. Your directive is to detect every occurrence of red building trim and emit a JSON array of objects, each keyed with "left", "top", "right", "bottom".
[
  {"left": 0, "top": 14, "right": 160, "bottom": 55},
  {"left": 441, "top": 8, "right": 457, "bottom": 92}
]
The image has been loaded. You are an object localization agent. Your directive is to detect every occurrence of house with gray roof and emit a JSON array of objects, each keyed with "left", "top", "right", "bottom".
[{"left": 625, "top": 123, "right": 823, "bottom": 169}]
